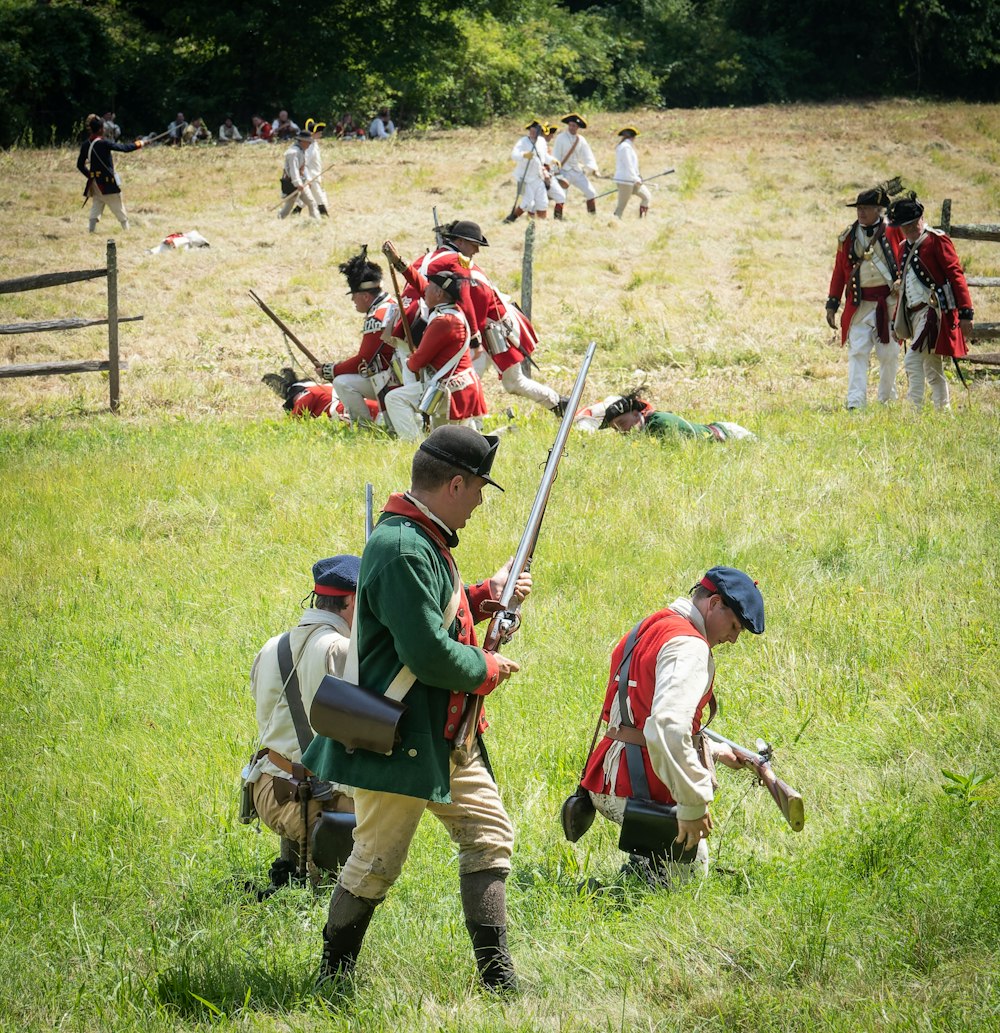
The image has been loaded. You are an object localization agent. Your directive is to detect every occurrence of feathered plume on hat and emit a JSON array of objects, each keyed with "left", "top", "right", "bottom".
[{"left": 339, "top": 245, "right": 383, "bottom": 294}]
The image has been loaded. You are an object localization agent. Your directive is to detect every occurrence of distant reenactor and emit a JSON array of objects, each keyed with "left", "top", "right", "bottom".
[
  {"left": 505, "top": 118, "right": 549, "bottom": 222},
  {"left": 826, "top": 187, "right": 904, "bottom": 409},
  {"left": 889, "top": 194, "right": 974, "bottom": 411},
  {"left": 613, "top": 127, "right": 651, "bottom": 219},
  {"left": 76, "top": 113, "right": 144, "bottom": 233},
  {"left": 278, "top": 130, "right": 319, "bottom": 220},
  {"left": 550, "top": 114, "right": 599, "bottom": 216}
]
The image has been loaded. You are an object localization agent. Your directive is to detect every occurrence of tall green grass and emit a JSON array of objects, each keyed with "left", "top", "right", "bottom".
[{"left": 1, "top": 405, "right": 997, "bottom": 1031}]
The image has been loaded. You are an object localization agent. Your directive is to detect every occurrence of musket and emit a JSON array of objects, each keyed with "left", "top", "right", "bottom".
[
  {"left": 381, "top": 241, "right": 416, "bottom": 354},
  {"left": 507, "top": 138, "right": 542, "bottom": 221},
  {"left": 248, "top": 289, "right": 324, "bottom": 370},
  {"left": 593, "top": 168, "right": 675, "bottom": 201},
  {"left": 453, "top": 341, "right": 598, "bottom": 750},
  {"left": 365, "top": 483, "right": 374, "bottom": 541},
  {"left": 269, "top": 161, "right": 339, "bottom": 211},
  {"left": 432, "top": 206, "right": 443, "bottom": 248},
  {"left": 702, "top": 727, "right": 805, "bottom": 832}
]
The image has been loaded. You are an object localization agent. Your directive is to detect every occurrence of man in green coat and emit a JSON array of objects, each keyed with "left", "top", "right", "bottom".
[{"left": 304, "top": 426, "right": 530, "bottom": 993}]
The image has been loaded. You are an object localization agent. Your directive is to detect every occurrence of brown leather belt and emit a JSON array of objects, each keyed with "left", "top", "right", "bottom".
[
  {"left": 605, "top": 725, "right": 646, "bottom": 746},
  {"left": 267, "top": 749, "right": 312, "bottom": 778},
  {"left": 908, "top": 302, "right": 928, "bottom": 314}
]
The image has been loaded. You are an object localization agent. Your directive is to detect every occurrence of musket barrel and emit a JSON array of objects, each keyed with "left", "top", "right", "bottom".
[{"left": 495, "top": 341, "right": 597, "bottom": 610}]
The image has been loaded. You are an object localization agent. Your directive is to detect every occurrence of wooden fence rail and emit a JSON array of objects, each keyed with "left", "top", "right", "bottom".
[
  {"left": 938, "top": 200, "right": 1000, "bottom": 350},
  {"left": 0, "top": 240, "right": 140, "bottom": 412}
]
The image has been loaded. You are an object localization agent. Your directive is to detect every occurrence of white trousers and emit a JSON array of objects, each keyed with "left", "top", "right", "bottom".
[
  {"left": 87, "top": 184, "right": 128, "bottom": 230},
  {"left": 472, "top": 351, "right": 560, "bottom": 409},
  {"left": 279, "top": 187, "right": 319, "bottom": 219},
  {"left": 846, "top": 305, "right": 898, "bottom": 407},
  {"left": 904, "top": 348, "right": 950, "bottom": 410},
  {"left": 559, "top": 168, "right": 597, "bottom": 200},
  {"left": 333, "top": 373, "right": 379, "bottom": 425},
  {"left": 520, "top": 178, "right": 548, "bottom": 214},
  {"left": 614, "top": 182, "right": 652, "bottom": 218}
]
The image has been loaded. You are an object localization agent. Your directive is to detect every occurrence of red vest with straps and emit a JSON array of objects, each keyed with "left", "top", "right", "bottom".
[{"left": 580, "top": 608, "right": 714, "bottom": 804}]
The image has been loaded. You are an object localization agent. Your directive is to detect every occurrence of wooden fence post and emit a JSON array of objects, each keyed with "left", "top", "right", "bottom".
[
  {"left": 940, "top": 199, "right": 952, "bottom": 234},
  {"left": 520, "top": 221, "right": 534, "bottom": 375},
  {"left": 106, "top": 239, "right": 120, "bottom": 413}
]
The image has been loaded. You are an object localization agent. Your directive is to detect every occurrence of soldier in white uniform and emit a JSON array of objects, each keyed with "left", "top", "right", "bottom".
[
  {"left": 550, "top": 113, "right": 599, "bottom": 215},
  {"left": 300, "top": 119, "right": 330, "bottom": 217},
  {"left": 505, "top": 119, "right": 549, "bottom": 222},
  {"left": 613, "top": 127, "right": 652, "bottom": 219},
  {"left": 278, "top": 130, "right": 319, "bottom": 220}
]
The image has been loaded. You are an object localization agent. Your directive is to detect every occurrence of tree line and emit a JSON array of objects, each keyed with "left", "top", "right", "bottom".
[{"left": 2, "top": 0, "right": 998, "bottom": 148}]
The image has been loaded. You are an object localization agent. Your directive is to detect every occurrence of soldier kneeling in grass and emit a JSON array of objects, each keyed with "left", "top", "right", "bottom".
[{"left": 573, "top": 568, "right": 764, "bottom": 888}]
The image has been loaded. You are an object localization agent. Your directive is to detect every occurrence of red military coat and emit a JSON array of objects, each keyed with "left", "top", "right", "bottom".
[
  {"left": 898, "top": 229, "right": 972, "bottom": 358},
  {"left": 827, "top": 219, "right": 904, "bottom": 344},
  {"left": 400, "top": 246, "right": 479, "bottom": 333},
  {"left": 290, "top": 384, "right": 380, "bottom": 421},
  {"left": 466, "top": 266, "right": 538, "bottom": 374},
  {"left": 406, "top": 305, "right": 486, "bottom": 419},
  {"left": 581, "top": 609, "right": 715, "bottom": 806},
  {"left": 332, "top": 291, "right": 398, "bottom": 377}
]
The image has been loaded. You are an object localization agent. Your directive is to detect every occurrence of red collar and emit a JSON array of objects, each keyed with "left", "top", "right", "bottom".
[{"left": 382, "top": 492, "right": 458, "bottom": 549}]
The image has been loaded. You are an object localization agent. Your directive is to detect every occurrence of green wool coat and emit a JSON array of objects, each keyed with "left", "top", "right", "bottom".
[{"left": 303, "top": 504, "right": 497, "bottom": 802}]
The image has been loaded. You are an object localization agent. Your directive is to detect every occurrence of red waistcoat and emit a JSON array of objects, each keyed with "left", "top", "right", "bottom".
[{"left": 581, "top": 608, "right": 714, "bottom": 805}]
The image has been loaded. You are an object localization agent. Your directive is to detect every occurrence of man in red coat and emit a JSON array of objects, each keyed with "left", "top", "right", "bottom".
[
  {"left": 826, "top": 188, "right": 905, "bottom": 409},
  {"left": 580, "top": 567, "right": 764, "bottom": 887},
  {"left": 385, "top": 221, "right": 568, "bottom": 415},
  {"left": 889, "top": 196, "right": 975, "bottom": 410},
  {"left": 316, "top": 249, "right": 401, "bottom": 429},
  {"left": 384, "top": 272, "right": 487, "bottom": 440}
]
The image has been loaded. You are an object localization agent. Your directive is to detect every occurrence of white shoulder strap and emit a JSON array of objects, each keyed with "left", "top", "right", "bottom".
[{"left": 345, "top": 559, "right": 464, "bottom": 703}]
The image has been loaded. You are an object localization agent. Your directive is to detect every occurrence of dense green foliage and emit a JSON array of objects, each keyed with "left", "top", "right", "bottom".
[{"left": 3, "top": 0, "right": 1000, "bottom": 146}]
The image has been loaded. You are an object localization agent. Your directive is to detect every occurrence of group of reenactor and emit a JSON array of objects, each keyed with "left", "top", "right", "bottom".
[
  {"left": 826, "top": 187, "right": 974, "bottom": 411},
  {"left": 506, "top": 113, "right": 652, "bottom": 221},
  {"left": 263, "top": 219, "right": 570, "bottom": 436}
]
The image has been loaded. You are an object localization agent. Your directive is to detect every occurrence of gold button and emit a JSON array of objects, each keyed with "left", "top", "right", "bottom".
[{"left": 407, "top": 748, "right": 417, "bottom": 758}]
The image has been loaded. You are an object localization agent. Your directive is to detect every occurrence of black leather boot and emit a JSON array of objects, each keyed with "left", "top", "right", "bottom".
[
  {"left": 460, "top": 869, "right": 518, "bottom": 994},
  {"left": 318, "top": 204, "right": 329, "bottom": 217},
  {"left": 318, "top": 884, "right": 377, "bottom": 985}
]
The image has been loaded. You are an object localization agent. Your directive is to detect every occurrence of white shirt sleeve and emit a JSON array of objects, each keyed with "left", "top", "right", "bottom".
[{"left": 643, "top": 635, "right": 716, "bottom": 821}]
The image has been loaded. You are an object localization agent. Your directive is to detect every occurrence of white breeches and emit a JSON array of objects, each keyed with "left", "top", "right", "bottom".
[{"left": 846, "top": 305, "right": 898, "bottom": 407}]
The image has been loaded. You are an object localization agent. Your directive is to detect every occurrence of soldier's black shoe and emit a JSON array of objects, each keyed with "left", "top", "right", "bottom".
[
  {"left": 318, "top": 204, "right": 329, "bottom": 217},
  {"left": 292, "top": 206, "right": 303, "bottom": 216},
  {"left": 466, "top": 922, "right": 519, "bottom": 995},
  {"left": 317, "top": 886, "right": 377, "bottom": 988},
  {"left": 550, "top": 395, "right": 571, "bottom": 418}
]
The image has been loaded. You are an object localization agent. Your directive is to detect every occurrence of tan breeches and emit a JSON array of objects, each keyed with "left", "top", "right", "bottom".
[
  {"left": 339, "top": 743, "right": 514, "bottom": 901},
  {"left": 87, "top": 184, "right": 128, "bottom": 229}
]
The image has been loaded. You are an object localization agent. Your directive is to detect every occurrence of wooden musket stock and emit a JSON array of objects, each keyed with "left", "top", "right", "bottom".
[{"left": 248, "top": 289, "right": 323, "bottom": 370}]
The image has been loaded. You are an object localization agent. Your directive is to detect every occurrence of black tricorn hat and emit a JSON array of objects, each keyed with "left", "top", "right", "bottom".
[
  {"left": 441, "top": 219, "right": 489, "bottom": 246},
  {"left": 418, "top": 427, "right": 503, "bottom": 490},
  {"left": 887, "top": 195, "right": 925, "bottom": 227},
  {"left": 845, "top": 187, "right": 889, "bottom": 208},
  {"left": 561, "top": 112, "right": 587, "bottom": 128},
  {"left": 427, "top": 270, "right": 466, "bottom": 302},
  {"left": 339, "top": 246, "right": 383, "bottom": 294}
]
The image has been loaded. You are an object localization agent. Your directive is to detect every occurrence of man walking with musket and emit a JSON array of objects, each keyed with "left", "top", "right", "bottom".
[
  {"left": 303, "top": 428, "right": 530, "bottom": 993},
  {"left": 505, "top": 118, "right": 550, "bottom": 222},
  {"left": 888, "top": 195, "right": 974, "bottom": 410},
  {"left": 826, "top": 187, "right": 905, "bottom": 409},
  {"left": 76, "top": 113, "right": 144, "bottom": 233},
  {"left": 278, "top": 130, "right": 319, "bottom": 220},
  {"left": 550, "top": 113, "right": 599, "bottom": 216}
]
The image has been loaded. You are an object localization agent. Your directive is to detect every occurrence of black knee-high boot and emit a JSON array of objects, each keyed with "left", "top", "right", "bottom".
[
  {"left": 460, "top": 868, "right": 518, "bottom": 994},
  {"left": 319, "top": 884, "right": 377, "bottom": 984}
]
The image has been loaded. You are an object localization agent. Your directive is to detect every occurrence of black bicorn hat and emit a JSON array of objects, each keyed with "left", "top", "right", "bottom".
[
  {"left": 441, "top": 219, "right": 489, "bottom": 246},
  {"left": 697, "top": 566, "right": 765, "bottom": 634},
  {"left": 887, "top": 194, "right": 925, "bottom": 227},
  {"left": 418, "top": 426, "right": 503, "bottom": 490},
  {"left": 845, "top": 187, "right": 890, "bottom": 208},
  {"left": 339, "top": 245, "right": 383, "bottom": 294},
  {"left": 427, "top": 270, "right": 466, "bottom": 302},
  {"left": 312, "top": 554, "right": 361, "bottom": 596}
]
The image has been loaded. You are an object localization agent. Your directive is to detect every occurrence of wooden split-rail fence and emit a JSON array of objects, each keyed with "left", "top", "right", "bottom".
[
  {"left": 939, "top": 199, "right": 1000, "bottom": 368},
  {"left": 0, "top": 240, "right": 142, "bottom": 412}
]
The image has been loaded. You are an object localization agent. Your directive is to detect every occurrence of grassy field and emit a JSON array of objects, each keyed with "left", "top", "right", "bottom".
[{"left": 1, "top": 102, "right": 999, "bottom": 1031}]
